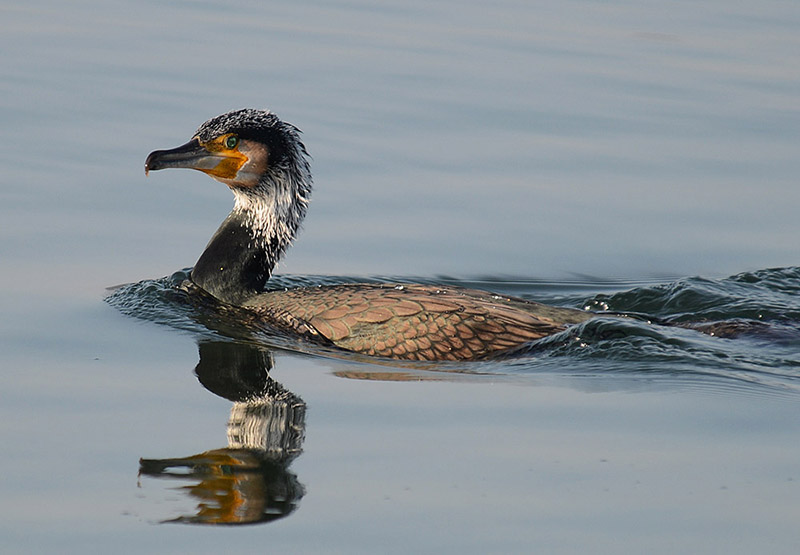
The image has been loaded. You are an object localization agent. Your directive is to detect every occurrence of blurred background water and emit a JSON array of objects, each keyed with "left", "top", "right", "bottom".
[{"left": 1, "top": 1, "right": 799, "bottom": 553}]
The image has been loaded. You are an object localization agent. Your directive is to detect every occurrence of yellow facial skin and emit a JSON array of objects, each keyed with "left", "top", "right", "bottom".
[
  {"left": 197, "top": 134, "right": 249, "bottom": 181},
  {"left": 145, "top": 133, "right": 269, "bottom": 189}
]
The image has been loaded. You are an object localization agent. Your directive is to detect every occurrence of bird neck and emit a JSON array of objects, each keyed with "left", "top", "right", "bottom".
[{"left": 191, "top": 177, "right": 308, "bottom": 305}]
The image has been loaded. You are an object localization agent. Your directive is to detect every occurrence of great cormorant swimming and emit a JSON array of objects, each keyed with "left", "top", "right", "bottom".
[{"left": 144, "top": 109, "right": 593, "bottom": 361}]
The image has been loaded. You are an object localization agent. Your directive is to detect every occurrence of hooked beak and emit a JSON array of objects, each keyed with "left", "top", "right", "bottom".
[
  {"left": 145, "top": 138, "right": 246, "bottom": 179},
  {"left": 146, "top": 138, "right": 208, "bottom": 175}
]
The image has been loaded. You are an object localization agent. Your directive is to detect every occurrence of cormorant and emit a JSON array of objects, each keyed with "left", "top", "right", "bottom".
[{"left": 144, "top": 109, "right": 593, "bottom": 361}]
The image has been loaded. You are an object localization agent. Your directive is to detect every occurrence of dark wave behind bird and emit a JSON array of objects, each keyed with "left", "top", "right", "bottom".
[{"left": 107, "top": 267, "right": 800, "bottom": 395}]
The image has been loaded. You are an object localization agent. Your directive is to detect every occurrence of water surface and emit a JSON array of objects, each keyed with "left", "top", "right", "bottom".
[{"left": 1, "top": 1, "right": 799, "bottom": 553}]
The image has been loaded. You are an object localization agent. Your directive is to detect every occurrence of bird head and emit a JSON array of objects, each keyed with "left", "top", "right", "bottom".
[{"left": 145, "top": 108, "right": 311, "bottom": 193}]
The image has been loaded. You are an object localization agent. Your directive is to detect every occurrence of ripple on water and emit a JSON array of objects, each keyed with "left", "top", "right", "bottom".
[{"left": 105, "top": 267, "right": 800, "bottom": 396}]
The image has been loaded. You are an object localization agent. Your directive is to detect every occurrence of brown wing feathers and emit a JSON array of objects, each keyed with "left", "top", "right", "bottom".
[{"left": 247, "top": 284, "right": 571, "bottom": 361}]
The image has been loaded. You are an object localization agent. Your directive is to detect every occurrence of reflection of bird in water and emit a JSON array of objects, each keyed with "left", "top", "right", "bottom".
[
  {"left": 145, "top": 109, "right": 593, "bottom": 361},
  {"left": 139, "top": 342, "right": 305, "bottom": 525}
]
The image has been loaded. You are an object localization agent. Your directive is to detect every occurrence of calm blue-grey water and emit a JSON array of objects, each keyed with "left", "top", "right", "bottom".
[{"left": 2, "top": 1, "right": 800, "bottom": 553}]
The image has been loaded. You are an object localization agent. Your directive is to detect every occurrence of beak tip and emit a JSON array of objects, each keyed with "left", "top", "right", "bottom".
[{"left": 144, "top": 148, "right": 163, "bottom": 174}]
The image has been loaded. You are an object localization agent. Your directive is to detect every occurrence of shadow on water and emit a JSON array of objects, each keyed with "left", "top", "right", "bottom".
[{"left": 138, "top": 340, "right": 306, "bottom": 525}]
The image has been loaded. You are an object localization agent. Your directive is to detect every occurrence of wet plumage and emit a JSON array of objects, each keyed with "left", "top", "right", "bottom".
[
  {"left": 145, "top": 109, "right": 593, "bottom": 361},
  {"left": 245, "top": 283, "right": 590, "bottom": 360}
]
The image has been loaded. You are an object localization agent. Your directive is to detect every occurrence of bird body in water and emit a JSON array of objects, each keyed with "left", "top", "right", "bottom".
[{"left": 145, "top": 109, "right": 593, "bottom": 361}]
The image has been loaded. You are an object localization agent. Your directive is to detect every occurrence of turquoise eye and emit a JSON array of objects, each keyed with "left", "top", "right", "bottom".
[{"left": 225, "top": 135, "right": 239, "bottom": 149}]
